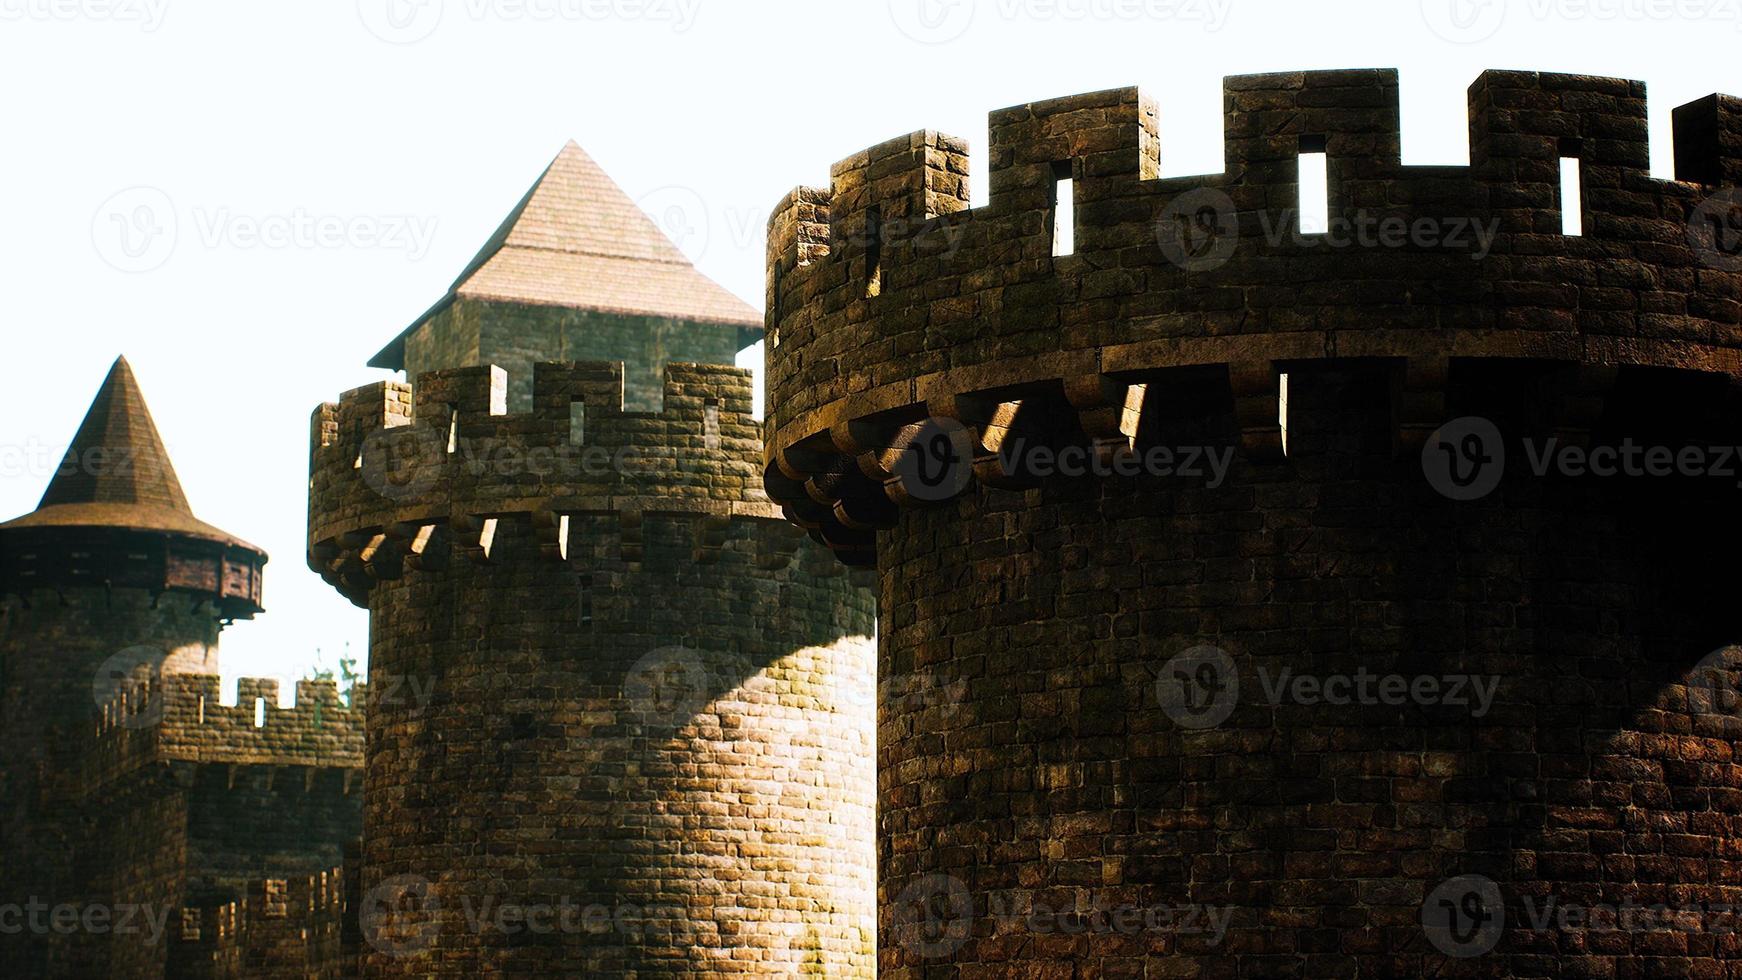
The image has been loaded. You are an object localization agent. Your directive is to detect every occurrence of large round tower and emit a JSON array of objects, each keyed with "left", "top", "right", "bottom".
[
  {"left": 764, "top": 71, "right": 1742, "bottom": 976},
  {"left": 308, "top": 362, "right": 877, "bottom": 976},
  {"left": 309, "top": 141, "right": 878, "bottom": 976}
]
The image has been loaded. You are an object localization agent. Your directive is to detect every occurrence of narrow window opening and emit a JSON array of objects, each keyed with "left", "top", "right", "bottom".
[
  {"left": 1279, "top": 372, "right": 1291, "bottom": 458},
  {"left": 445, "top": 406, "right": 458, "bottom": 454},
  {"left": 1052, "top": 161, "right": 1075, "bottom": 256},
  {"left": 197, "top": 695, "right": 205, "bottom": 724},
  {"left": 864, "top": 205, "right": 883, "bottom": 299},
  {"left": 1560, "top": 156, "right": 1584, "bottom": 236},
  {"left": 253, "top": 697, "right": 266, "bottom": 729},
  {"left": 578, "top": 573, "right": 594, "bottom": 627},
  {"left": 1298, "top": 137, "right": 1329, "bottom": 235},
  {"left": 704, "top": 401, "right": 721, "bottom": 451},
  {"left": 569, "top": 401, "right": 586, "bottom": 446}
]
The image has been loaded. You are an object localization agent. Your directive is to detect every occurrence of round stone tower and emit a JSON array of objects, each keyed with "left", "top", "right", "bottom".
[
  {"left": 765, "top": 71, "right": 1742, "bottom": 976},
  {"left": 308, "top": 361, "right": 877, "bottom": 976},
  {"left": 0, "top": 356, "right": 267, "bottom": 976}
]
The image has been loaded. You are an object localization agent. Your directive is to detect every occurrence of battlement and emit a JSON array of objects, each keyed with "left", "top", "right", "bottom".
[
  {"left": 309, "top": 360, "right": 816, "bottom": 604},
  {"left": 765, "top": 69, "right": 1742, "bottom": 565},
  {"left": 172, "top": 866, "right": 349, "bottom": 978},
  {"left": 78, "top": 674, "right": 365, "bottom": 797}
]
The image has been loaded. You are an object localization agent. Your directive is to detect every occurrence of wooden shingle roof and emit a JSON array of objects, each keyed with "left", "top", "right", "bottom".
[
  {"left": 0, "top": 357, "right": 265, "bottom": 555},
  {"left": 371, "top": 141, "right": 761, "bottom": 370}
]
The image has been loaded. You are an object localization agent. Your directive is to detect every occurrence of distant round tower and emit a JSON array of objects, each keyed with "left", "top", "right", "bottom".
[
  {"left": 0, "top": 357, "right": 267, "bottom": 977},
  {"left": 310, "top": 144, "right": 877, "bottom": 976},
  {"left": 765, "top": 72, "right": 1742, "bottom": 976}
]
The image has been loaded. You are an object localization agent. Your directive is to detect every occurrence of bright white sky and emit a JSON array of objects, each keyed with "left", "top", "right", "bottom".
[{"left": 0, "top": 0, "right": 1733, "bottom": 694}]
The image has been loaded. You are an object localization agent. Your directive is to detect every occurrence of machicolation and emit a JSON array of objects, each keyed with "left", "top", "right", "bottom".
[{"left": 765, "top": 69, "right": 1742, "bottom": 977}]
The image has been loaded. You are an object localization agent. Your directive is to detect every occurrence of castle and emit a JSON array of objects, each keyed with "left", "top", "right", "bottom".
[
  {"left": 10, "top": 66, "right": 1742, "bottom": 977},
  {"left": 0, "top": 357, "right": 364, "bottom": 977}
]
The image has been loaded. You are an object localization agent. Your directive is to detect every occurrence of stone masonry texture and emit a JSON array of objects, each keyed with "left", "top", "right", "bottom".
[
  {"left": 0, "top": 361, "right": 364, "bottom": 979},
  {"left": 764, "top": 71, "right": 1742, "bottom": 975},
  {"left": 308, "top": 361, "right": 878, "bottom": 976}
]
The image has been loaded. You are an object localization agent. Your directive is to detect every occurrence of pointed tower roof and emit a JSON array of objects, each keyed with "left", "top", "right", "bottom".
[
  {"left": 370, "top": 141, "right": 762, "bottom": 370},
  {"left": 0, "top": 357, "right": 262, "bottom": 552}
]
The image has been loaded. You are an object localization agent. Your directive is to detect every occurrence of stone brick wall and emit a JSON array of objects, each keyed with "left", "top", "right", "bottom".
[
  {"left": 0, "top": 589, "right": 365, "bottom": 980},
  {"left": 169, "top": 869, "right": 350, "bottom": 979},
  {"left": 764, "top": 70, "right": 1742, "bottom": 975},
  {"left": 309, "top": 360, "right": 879, "bottom": 976},
  {"left": 404, "top": 298, "right": 756, "bottom": 413},
  {"left": 0, "top": 589, "right": 220, "bottom": 978},
  {"left": 875, "top": 364, "right": 1742, "bottom": 976}
]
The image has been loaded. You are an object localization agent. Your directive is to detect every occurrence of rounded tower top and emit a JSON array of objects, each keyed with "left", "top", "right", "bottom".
[{"left": 0, "top": 356, "right": 267, "bottom": 618}]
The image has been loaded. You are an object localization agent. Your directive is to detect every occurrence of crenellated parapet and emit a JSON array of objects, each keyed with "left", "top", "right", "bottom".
[
  {"left": 170, "top": 866, "right": 350, "bottom": 979},
  {"left": 765, "top": 70, "right": 1742, "bottom": 565},
  {"left": 308, "top": 360, "right": 819, "bottom": 605},
  {"left": 76, "top": 675, "right": 365, "bottom": 800}
]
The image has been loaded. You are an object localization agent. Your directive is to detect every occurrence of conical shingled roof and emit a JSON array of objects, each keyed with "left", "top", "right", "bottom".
[
  {"left": 0, "top": 357, "right": 263, "bottom": 553},
  {"left": 370, "top": 141, "right": 761, "bottom": 370}
]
